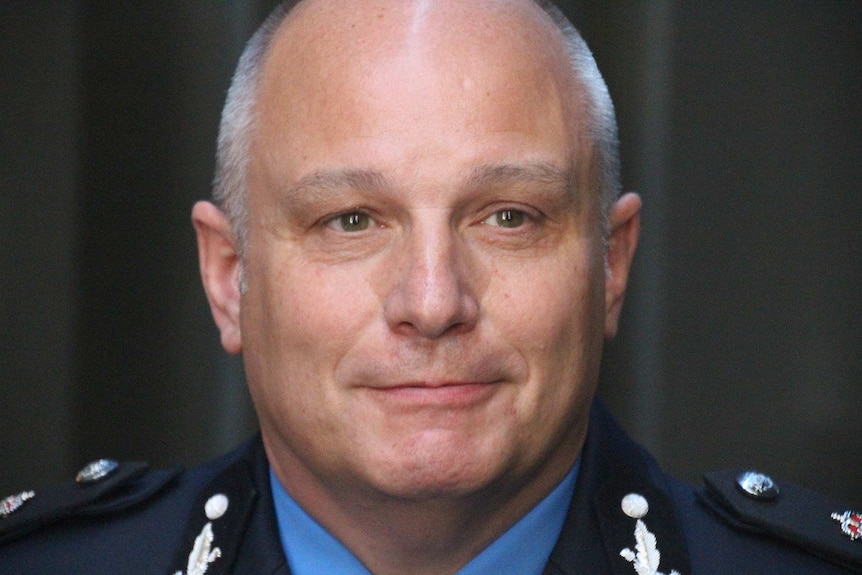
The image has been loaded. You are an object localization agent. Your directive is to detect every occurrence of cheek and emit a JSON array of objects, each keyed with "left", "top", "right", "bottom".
[
  {"left": 492, "top": 249, "right": 605, "bottom": 406},
  {"left": 495, "top": 251, "right": 602, "bottom": 347},
  {"left": 240, "top": 251, "right": 378, "bottom": 416},
  {"left": 258, "top": 254, "right": 375, "bottom": 349}
]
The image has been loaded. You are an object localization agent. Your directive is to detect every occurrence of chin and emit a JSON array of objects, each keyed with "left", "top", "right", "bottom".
[{"left": 361, "top": 431, "right": 513, "bottom": 501}]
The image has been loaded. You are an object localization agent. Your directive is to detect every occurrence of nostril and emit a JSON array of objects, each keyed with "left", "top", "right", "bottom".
[{"left": 384, "top": 270, "right": 479, "bottom": 340}]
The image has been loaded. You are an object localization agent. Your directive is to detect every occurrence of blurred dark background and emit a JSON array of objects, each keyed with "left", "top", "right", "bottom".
[{"left": 1, "top": 1, "right": 859, "bottom": 507}]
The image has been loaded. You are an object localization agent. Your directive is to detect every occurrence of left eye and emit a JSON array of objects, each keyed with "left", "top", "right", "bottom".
[
  {"left": 483, "top": 209, "right": 527, "bottom": 228},
  {"left": 327, "top": 211, "right": 375, "bottom": 232}
]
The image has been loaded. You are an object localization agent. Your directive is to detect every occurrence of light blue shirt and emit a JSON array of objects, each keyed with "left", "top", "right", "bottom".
[{"left": 270, "top": 460, "right": 579, "bottom": 575}]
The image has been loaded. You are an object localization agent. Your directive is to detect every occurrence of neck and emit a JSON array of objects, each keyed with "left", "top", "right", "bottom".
[{"left": 264, "top": 437, "right": 582, "bottom": 575}]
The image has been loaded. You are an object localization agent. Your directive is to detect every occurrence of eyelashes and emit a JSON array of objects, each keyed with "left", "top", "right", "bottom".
[{"left": 324, "top": 206, "right": 535, "bottom": 231}]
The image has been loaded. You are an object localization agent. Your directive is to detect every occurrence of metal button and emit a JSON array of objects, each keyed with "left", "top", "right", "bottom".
[
  {"left": 205, "top": 494, "right": 229, "bottom": 520},
  {"left": 621, "top": 493, "right": 649, "bottom": 519},
  {"left": 76, "top": 459, "right": 119, "bottom": 484},
  {"left": 736, "top": 470, "right": 779, "bottom": 500}
]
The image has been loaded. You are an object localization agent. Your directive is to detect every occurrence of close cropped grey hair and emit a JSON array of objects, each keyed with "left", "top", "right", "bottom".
[{"left": 211, "top": 0, "right": 621, "bottom": 254}]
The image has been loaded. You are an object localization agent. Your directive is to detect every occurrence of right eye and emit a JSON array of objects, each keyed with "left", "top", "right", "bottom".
[
  {"left": 483, "top": 208, "right": 528, "bottom": 229},
  {"left": 326, "top": 211, "right": 375, "bottom": 232}
]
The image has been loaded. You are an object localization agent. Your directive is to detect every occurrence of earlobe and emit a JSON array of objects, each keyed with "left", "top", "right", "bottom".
[
  {"left": 192, "top": 201, "right": 243, "bottom": 354},
  {"left": 604, "top": 192, "right": 641, "bottom": 338}
]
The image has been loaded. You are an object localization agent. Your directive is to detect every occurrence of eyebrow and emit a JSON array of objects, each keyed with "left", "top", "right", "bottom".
[
  {"left": 280, "top": 162, "right": 574, "bottom": 205},
  {"left": 281, "top": 169, "right": 392, "bottom": 204},
  {"left": 464, "top": 162, "right": 574, "bottom": 194}
]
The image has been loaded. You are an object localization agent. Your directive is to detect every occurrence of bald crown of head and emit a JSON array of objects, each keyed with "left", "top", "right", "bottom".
[{"left": 212, "top": 0, "right": 620, "bottom": 252}]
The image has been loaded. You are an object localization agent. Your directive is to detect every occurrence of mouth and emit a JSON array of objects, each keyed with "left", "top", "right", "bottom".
[{"left": 364, "top": 381, "right": 501, "bottom": 408}]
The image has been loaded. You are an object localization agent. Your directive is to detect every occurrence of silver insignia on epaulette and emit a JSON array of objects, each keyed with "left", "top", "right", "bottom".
[
  {"left": 0, "top": 491, "right": 35, "bottom": 519},
  {"left": 831, "top": 510, "right": 862, "bottom": 541},
  {"left": 619, "top": 493, "right": 682, "bottom": 575},
  {"left": 76, "top": 459, "right": 119, "bottom": 484},
  {"left": 735, "top": 471, "right": 779, "bottom": 501}
]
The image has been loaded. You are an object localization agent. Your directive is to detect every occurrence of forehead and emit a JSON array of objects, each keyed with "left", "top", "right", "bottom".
[
  {"left": 272, "top": 0, "right": 568, "bottom": 66},
  {"left": 250, "top": 0, "right": 582, "bottom": 190}
]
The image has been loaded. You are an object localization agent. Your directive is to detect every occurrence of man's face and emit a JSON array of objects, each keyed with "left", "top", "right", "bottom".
[{"left": 200, "top": 0, "right": 636, "bottom": 505}]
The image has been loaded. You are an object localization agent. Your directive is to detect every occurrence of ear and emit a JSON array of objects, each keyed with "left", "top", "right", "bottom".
[
  {"left": 604, "top": 192, "right": 641, "bottom": 338},
  {"left": 192, "top": 201, "right": 243, "bottom": 354}
]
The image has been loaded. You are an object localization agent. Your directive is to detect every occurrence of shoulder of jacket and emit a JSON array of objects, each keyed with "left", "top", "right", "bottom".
[
  {"left": 0, "top": 459, "right": 182, "bottom": 546},
  {"left": 698, "top": 469, "right": 862, "bottom": 573}
]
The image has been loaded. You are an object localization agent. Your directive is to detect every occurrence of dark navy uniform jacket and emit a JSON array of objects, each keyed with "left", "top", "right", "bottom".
[{"left": 2, "top": 401, "right": 860, "bottom": 574}]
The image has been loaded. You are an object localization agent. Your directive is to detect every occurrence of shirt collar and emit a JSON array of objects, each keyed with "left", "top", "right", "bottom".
[{"left": 270, "top": 461, "right": 579, "bottom": 575}]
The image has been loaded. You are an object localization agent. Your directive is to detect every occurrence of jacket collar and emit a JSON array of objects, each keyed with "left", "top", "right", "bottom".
[
  {"left": 170, "top": 438, "right": 289, "bottom": 575},
  {"left": 545, "top": 401, "right": 691, "bottom": 575},
  {"left": 171, "top": 401, "right": 690, "bottom": 575}
]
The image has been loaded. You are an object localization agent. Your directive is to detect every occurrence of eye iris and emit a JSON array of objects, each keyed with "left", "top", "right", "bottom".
[
  {"left": 340, "top": 212, "right": 369, "bottom": 231},
  {"left": 497, "top": 210, "right": 524, "bottom": 228}
]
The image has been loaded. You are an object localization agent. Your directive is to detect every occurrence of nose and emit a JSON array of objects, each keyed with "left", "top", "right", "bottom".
[{"left": 383, "top": 219, "right": 479, "bottom": 340}]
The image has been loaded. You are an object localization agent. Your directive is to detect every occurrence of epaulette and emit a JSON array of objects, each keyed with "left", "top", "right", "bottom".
[
  {"left": 0, "top": 459, "right": 182, "bottom": 545},
  {"left": 698, "top": 469, "right": 862, "bottom": 572}
]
